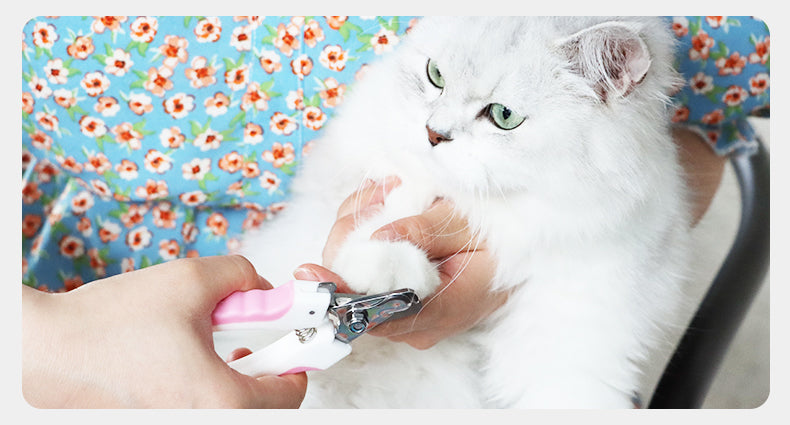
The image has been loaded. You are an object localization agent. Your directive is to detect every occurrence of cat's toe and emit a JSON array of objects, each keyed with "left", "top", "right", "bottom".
[{"left": 332, "top": 238, "right": 441, "bottom": 298}]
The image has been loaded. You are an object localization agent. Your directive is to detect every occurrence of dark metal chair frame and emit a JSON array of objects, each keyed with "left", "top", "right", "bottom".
[{"left": 649, "top": 139, "right": 770, "bottom": 408}]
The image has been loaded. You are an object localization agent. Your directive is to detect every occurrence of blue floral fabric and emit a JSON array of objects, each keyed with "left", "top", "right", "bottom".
[
  {"left": 21, "top": 16, "right": 769, "bottom": 292},
  {"left": 669, "top": 16, "right": 770, "bottom": 155}
]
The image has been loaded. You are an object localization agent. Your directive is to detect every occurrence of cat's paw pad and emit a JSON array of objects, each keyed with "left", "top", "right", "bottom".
[{"left": 332, "top": 238, "right": 441, "bottom": 298}]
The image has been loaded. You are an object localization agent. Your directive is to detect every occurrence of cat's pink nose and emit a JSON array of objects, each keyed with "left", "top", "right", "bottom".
[{"left": 427, "top": 125, "right": 453, "bottom": 146}]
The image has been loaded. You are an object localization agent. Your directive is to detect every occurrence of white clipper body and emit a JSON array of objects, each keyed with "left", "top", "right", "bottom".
[{"left": 212, "top": 280, "right": 421, "bottom": 377}]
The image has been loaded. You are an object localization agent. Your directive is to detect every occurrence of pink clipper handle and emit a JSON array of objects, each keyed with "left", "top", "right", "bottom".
[{"left": 212, "top": 280, "right": 330, "bottom": 332}]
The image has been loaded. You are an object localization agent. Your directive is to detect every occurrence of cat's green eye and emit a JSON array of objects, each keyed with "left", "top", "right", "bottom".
[
  {"left": 426, "top": 59, "right": 445, "bottom": 89},
  {"left": 488, "top": 103, "right": 526, "bottom": 130}
]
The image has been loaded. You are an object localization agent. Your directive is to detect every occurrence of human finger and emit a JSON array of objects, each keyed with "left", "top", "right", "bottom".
[
  {"left": 371, "top": 199, "right": 480, "bottom": 260},
  {"left": 335, "top": 175, "right": 401, "bottom": 219}
]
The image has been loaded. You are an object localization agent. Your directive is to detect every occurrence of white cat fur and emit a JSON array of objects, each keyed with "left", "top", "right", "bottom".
[{"left": 239, "top": 16, "right": 691, "bottom": 408}]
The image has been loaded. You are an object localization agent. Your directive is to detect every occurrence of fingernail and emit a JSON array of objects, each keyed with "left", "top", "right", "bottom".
[
  {"left": 371, "top": 227, "right": 401, "bottom": 242},
  {"left": 293, "top": 267, "right": 319, "bottom": 281}
]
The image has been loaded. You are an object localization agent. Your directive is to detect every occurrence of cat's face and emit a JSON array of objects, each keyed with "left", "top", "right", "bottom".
[{"left": 379, "top": 17, "right": 672, "bottom": 203}]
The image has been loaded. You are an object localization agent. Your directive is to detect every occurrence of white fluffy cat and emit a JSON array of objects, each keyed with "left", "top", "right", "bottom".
[{"left": 239, "top": 16, "right": 691, "bottom": 408}]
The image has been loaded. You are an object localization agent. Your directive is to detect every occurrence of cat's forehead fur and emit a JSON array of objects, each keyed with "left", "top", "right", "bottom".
[{"left": 406, "top": 17, "right": 562, "bottom": 106}]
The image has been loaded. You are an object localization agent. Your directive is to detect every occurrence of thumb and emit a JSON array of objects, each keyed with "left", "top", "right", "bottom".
[
  {"left": 247, "top": 372, "right": 308, "bottom": 409},
  {"left": 293, "top": 263, "right": 354, "bottom": 294}
]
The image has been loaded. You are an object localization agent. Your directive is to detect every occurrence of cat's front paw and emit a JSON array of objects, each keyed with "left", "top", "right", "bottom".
[{"left": 331, "top": 237, "right": 441, "bottom": 298}]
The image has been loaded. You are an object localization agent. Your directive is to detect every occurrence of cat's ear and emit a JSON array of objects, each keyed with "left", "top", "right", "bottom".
[{"left": 555, "top": 21, "right": 652, "bottom": 102}]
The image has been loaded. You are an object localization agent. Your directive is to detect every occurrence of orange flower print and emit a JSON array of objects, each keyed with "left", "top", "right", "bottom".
[
  {"left": 33, "top": 160, "right": 59, "bottom": 183},
  {"left": 749, "top": 36, "right": 769, "bottom": 65},
  {"left": 130, "top": 16, "right": 158, "bottom": 43},
  {"left": 319, "top": 45, "right": 347, "bottom": 71},
  {"left": 242, "top": 209, "right": 267, "bottom": 231},
  {"left": 144, "top": 149, "right": 173, "bottom": 174},
  {"left": 235, "top": 16, "right": 262, "bottom": 28},
  {"left": 22, "top": 214, "right": 42, "bottom": 238},
  {"left": 226, "top": 180, "right": 244, "bottom": 197},
  {"left": 163, "top": 92, "right": 196, "bottom": 119},
  {"left": 58, "top": 235, "right": 85, "bottom": 258},
  {"left": 702, "top": 109, "right": 725, "bottom": 125},
  {"left": 705, "top": 16, "right": 726, "bottom": 29},
  {"left": 241, "top": 82, "right": 270, "bottom": 111},
  {"left": 182, "top": 222, "right": 199, "bottom": 243},
  {"left": 56, "top": 155, "right": 83, "bottom": 173},
  {"left": 53, "top": 89, "right": 77, "bottom": 109},
  {"left": 81, "top": 71, "right": 111, "bottom": 97},
  {"left": 194, "top": 129, "right": 223, "bottom": 151},
  {"left": 77, "top": 216, "right": 92, "bottom": 237},
  {"left": 749, "top": 73, "right": 769, "bottom": 96},
  {"left": 722, "top": 85, "right": 748, "bottom": 107},
  {"left": 181, "top": 158, "right": 211, "bottom": 180},
  {"left": 179, "top": 190, "right": 207, "bottom": 207},
  {"left": 159, "top": 35, "right": 189, "bottom": 69},
  {"left": 290, "top": 54, "right": 313, "bottom": 80},
  {"left": 111, "top": 122, "right": 143, "bottom": 150},
  {"left": 32, "top": 22, "right": 58, "bottom": 49},
  {"left": 672, "top": 106, "right": 689, "bottom": 123},
  {"left": 126, "top": 226, "right": 153, "bottom": 251},
  {"left": 206, "top": 212, "right": 229, "bottom": 236},
  {"left": 269, "top": 112, "right": 298, "bottom": 136},
  {"left": 195, "top": 17, "right": 222, "bottom": 43},
  {"left": 144, "top": 66, "right": 174, "bottom": 97},
  {"left": 115, "top": 159, "right": 139, "bottom": 180},
  {"left": 204, "top": 92, "right": 230, "bottom": 117},
  {"left": 324, "top": 16, "right": 348, "bottom": 30},
  {"left": 159, "top": 239, "right": 181, "bottom": 260},
  {"left": 91, "top": 16, "right": 127, "bottom": 34},
  {"left": 241, "top": 161, "right": 261, "bottom": 178},
  {"left": 319, "top": 78, "right": 346, "bottom": 108},
  {"left": 30, "top": 130, "right": 53, "bottom": 151},
  {"left": 94, "top": 96, "right": 120, "bottom": 117},
  {"left": 152, "top": 201, "right": 177, "bottom": 229},
  {"left": 230, "top": 25, "right": 253, "bottom": 51},
  {"left": 22, "top": 92, "right": 34, "bottom": 114},
  {"left": 121, "top": 257, "right": 135, "bottom": 273},
  {"left": 88, "top": 248, "right": 107, "bottom": 277},
  {"left": 135, "top": 179, "right": 169, "bottom": 201},
  {"left": 128, "top": 92, "right": 154, "bottom": 115},
  {"left": 303, "top": 106, "right": 327, "bottom": 131},
  {"left": 44, "top": 58, "right": 69, "bottom": 84},
  {"left": 83, "top": 151, "right": 112, "bottom": 174},
  {"left": 286, "top": 89, "right": 305, "bottom": 110},
  {"left": 35, "top": 111, "right": 58, "bottom": 132},
  {"left": 120, "top": 203, "right": 149, "bottom": 228},
  {"left": 370, "top": 28, "right": 399, "bottom": 54},
  {"left": 689, "top": 72, "right": 714, "bottom": 95},
  {"left": 63, "top": 275, "right": 84, "bottom": 291},
  {"left": 66, "top": 35, "right": 95, "bottom": 60},
  {"left": 185, "top": 56, "right": 217, "bottom": 89},
  {"left": 28, "top": 75, "right": 52, "bottom": 99},
  {"left": 70, "top": 190, "right": 95, "bottom": 215},
  {"left": 104, "top": 48, "right": 134, "bottom": 77},
  {"left": 243, "top": 122, "right": 264, "bottom": 145},
  {"left": 225, "top": 64, "right": 251, "bottom": 91},
  {"left": 186, "top": 250, "right": 200, "bottom": 258},
  {"left": 89, "top": 179, "right": 112, "bottom": 200},
  {"left": 160, "top": 126, "right": 185, "bottom": 149},
  {"left": 274, "top": 23, "right": 300, "bottom": 56},
  {"left": 259, "top": 170, "right": 281, "bottom": 193},
  {"left": 219, "top": 151, "right": 245, "bottom": 173},
  {"left": 79, "top": 115, "right": 107, "bottom": 138},
  {"left": 259, "top": 50, "right": 282, "bottom": 74},
  {"left": 304, "top": 19, "right": 325, "bottom": 48},
  {"left": 689, "top": 29, "right": 714, "bottom": 61},
  {"left": 262, "top": 142, "right": 295, "bottom": 168},
  {"left": 715, "top": 52, "right": 746, "bottom": 76}
]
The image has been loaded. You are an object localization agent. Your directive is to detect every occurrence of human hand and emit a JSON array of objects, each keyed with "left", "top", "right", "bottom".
[
  {"left": 300, "top": 179, "right": 509, "bottom": 350},
  {"left": 22, "top": 255, "right": 307, "bottom": 408}
]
